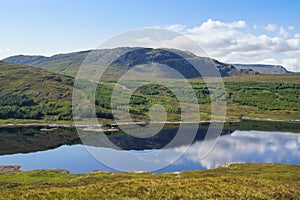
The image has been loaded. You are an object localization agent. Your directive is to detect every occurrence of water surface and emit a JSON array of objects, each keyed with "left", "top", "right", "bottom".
[{"left": 0, "top": 122, "right": 299, "bottom": 173}]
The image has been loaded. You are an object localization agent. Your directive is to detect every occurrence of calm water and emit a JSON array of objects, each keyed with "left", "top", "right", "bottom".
[{"left": 0, "top": 124, "right": 299, "bottom": 173}]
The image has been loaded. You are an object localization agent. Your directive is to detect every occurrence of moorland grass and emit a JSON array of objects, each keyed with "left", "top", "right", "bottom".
[{"left": 0, "top": 163, "right": 299, "bottom": 199}]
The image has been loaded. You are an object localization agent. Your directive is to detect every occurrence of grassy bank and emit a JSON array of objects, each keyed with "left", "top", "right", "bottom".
[{"left": 0, "top": 163, "right": 299, "bottom": 199}]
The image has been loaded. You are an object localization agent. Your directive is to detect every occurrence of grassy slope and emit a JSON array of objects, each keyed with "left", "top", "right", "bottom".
[
  {"left": 0, "top": 164, "right": 299, "bottom": 199},
  {"left": 0, "top": 61, "right": 299, "bottom": 123},
  {"left": 189, "top": 73, "right": 300, "bottom": 83},
  {"left": 0, "top": 62, "right": 72, "bottom": 102},
  {"left": 223, "top": 73, "right": 300, "bottom": 120},
  {"left": 0, "top": 62, "right": 73, "bottom": 122},
  {"left": 223, "top": 73, "right": 300, "bottom": 83},
  {"left": 101, "top": 74, "right": 300, "bottom": 122}
]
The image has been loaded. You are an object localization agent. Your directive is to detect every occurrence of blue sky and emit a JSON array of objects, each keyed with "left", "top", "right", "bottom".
[{"left": 1, "top": 0, "right": 300, "bottom": 71}]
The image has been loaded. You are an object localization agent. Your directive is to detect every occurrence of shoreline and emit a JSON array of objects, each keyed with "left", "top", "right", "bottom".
[
  {"left": 0, "top": 118, "right": 299, "bottom": 128},
  {"left": 241, "top": 117, "right": 300, "bottom": 123},
  {"left": 0, "top": 162, "right": 298, "bottom": 175}
]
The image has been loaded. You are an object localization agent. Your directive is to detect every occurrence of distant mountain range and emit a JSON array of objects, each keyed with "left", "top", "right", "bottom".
[
  {"left": 2, "top": 47, "right": 291, "bottom": 78},
  {"left": 233, "top": 64, "right": 290, "bottom": 74}
]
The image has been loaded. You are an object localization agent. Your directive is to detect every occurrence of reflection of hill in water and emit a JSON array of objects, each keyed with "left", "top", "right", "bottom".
[
  {"left": 0, "top": 125, "right": 233, "bottom": 154},
  {"left": 85, "top": 127, "right": 233, "bottom": 150},
  {"left": 0, "top": 120, "right": 299, "bottom": 155},
  {"left": 80, "top": 120, "right": 300, "bottom": 150},
  {"left": 0, "top": 127, "right": 80, "bottom": 155}
]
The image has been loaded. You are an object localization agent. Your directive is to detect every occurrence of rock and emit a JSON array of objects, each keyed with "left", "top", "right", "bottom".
[
  {"left": 219, "top": 162, "right": 245, "bottom": 168},
  {"left": 0, "top": 166, "right": 22, "bottom": 174}
]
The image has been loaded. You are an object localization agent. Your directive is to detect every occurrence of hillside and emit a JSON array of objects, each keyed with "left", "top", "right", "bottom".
[
  {"left": 0, "top": 61, "right": 73, "bottom": 121},
  {"left": 3, "top": 47, "right": 260, "bottom": 78},
  {"left": 2, "top": 55, "right": 47, "bottom": 66},
  {"left": 2, "top": 51, "right": 88, "bottom": 77},
  {"left": 0, "top": 61, "right": 299, "bottom": 123},
  {"left": 94, "top": 75, "right": 300, "bottom": 122}
]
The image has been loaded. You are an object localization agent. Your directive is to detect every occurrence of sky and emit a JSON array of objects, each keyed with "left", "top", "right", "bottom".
[{"left": 1, "top": 0, "right": 300, "bottom": 71}]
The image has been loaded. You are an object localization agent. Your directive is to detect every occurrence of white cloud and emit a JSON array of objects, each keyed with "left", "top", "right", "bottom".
[
  {"left": 278, "top": 27, "right": 288, "bottom": 37},
  {"left": 164, "top": 24, "right": 187, "bottom": 32},
  {"left": 186, "top": 19, "right": 246, "bottom": 34},
  {"left": 294, "top": 33, "right": 300, "bottom": 39},
  {"left": 160, "top": 19, "right": 300, "bottom": 71},
  {"left": 265, "top": 24, "right": 277, "bottom": 32},
  {"left": 0, "top": 48, "right": 11, "bottom": 53},
  {"left": 131, "top": 20, "right": 300, "bottom": 71},
  {"left": 281, "top": 58, "right": 300, "bottom": 71}
]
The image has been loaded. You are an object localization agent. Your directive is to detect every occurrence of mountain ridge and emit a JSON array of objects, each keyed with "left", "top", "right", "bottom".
[{"left": 2, "top": 47, "right": 287, "bottom": 77}]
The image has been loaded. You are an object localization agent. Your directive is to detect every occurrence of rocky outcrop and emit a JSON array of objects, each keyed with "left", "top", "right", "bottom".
[{"left": 0, "top": 166, "right": 21, "bottom": 174}]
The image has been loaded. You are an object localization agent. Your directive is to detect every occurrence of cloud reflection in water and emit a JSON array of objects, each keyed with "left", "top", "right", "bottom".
[{"left": 173, "top": 131, "right": 300, "bottom": 169}]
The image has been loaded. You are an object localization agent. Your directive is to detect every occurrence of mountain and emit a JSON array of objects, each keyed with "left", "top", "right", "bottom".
[
  {"left": 233, "top": 64, "right": 291, "bottom": 74},
  {"left": 3, "top": 51, "right": 90, "bottom": 77},
  {"left": 2, "top": 47, "right": 260, "bottom": 78}
]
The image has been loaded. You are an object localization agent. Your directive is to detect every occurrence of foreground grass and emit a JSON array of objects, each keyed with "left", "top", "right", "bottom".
[{"left": 0, "top": 164, "right": 299, "bottom": 199}]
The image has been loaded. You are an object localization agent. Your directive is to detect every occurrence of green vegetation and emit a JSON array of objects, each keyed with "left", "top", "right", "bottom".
[
  {"left": 227, "top": 82, "right": 300, "bottom": 111},
  {"left": 0, "top": 62, "right": 73, "bottom": 121},
  {"left": 0, "top": 164, "right": 299, "bottom": 199},
  {"left": 91, "top": 79, "right": 300, "bottom": 122},
  {"left": 1, "top": 62, "right": 299, "bottom": 123},
  {"left": 222, "top": 73, "right": 300, "bottom": 83},
  {"left": 0, "top": 63, "right": 299, "bottom": 198}
]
